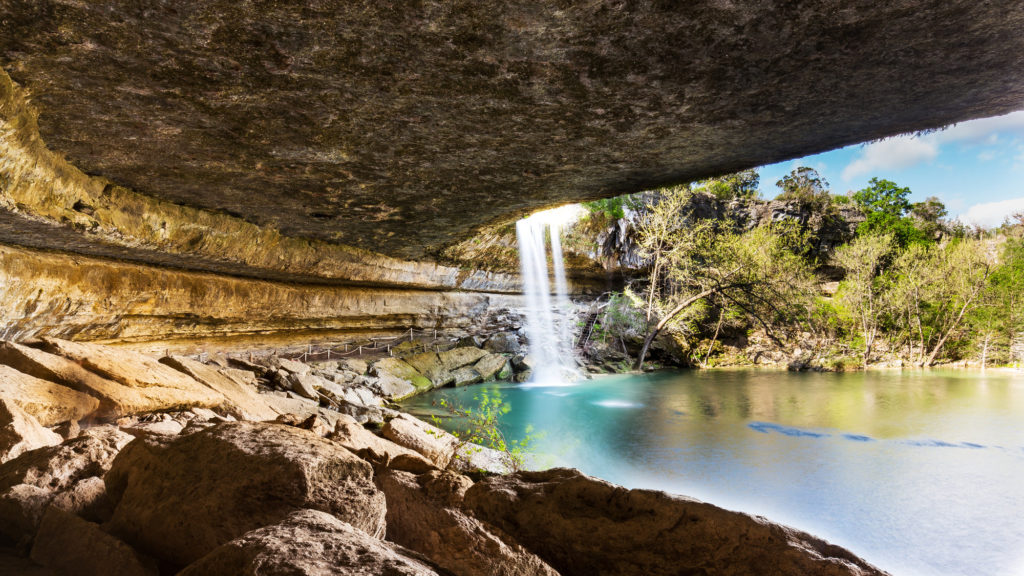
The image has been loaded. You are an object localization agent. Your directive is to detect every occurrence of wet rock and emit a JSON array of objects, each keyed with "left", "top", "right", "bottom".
[
  {"left": 474, "top": 353, "right": 511, "bottom": 381},
  {"left": 0, "top": 399, "right": 61, "bottom": 463},
  {"left": 463, "top": 468, "right": 889, "bottom": 576},
  {"left": 484, "top": 333, "right": 522, "bottom": 354},
  {"left": 160, "top": 356, "right": 278, "bottom": 421},
  {"left": 438, "top": 347, "right": 489, "bottom": 371},
  {"left": 0, "top": 426, "right": 133, "bottom": 543},
  {"left": 0, "top": 365, "right": 100, "bottom": 427},
  {"left": 37, "top": 339, "right": 224, "bottom": 412},
  {"left": 377, "top": 469, "right": 558, "bottom": 576},
  {"left": 403, "top": 352, "right": 455, "bottom": 388},
  {"left": 451, "top": 366, "right": 483, "bottom": 387},
  {"left": 104, "top": 421, "right": 386, "bottom": 566},
  {"left": 30, "top": 507, "right": 157, "bottom": 576},
  {"left": 178, "top": 509, "right": 442, "bottom": 576},
  {"left": 372, "top": 357, "right": 432, "bottom": 390}
]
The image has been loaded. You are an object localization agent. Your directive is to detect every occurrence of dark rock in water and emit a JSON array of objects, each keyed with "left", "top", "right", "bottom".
[
  {"left": 376, "top": 468, "right": 558, "bottom": 576},
  {"left": 0, "top": 426, "right": 133, "bottom": 544},
  {"left": 30, "top": 507, "right": 158, "bottom": 576},
  {"left": 104, "top": 421, "right": 386, "bottom": 567},
  {"left": 178, "top": 509, "right": 443, "bottom": 576},
  {"left": 463, "top": 468, "right": 890, "bottom": 576}
]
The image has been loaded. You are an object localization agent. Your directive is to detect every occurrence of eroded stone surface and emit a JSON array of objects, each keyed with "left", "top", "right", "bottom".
[
  {"left": 178, "top": 509, "right": 442, "bottom": 576},
  {"left": 463, "top": 468, "right": 889, "bottom": 576},
  {"left": 0, "top": 365, "right": 99, "bottom": 427},
  {"left": 1, "top": 1, "right": 1023, "bottom": 261},
  {"left": 30, "top": 507, "right": 158, "bottom": 576},
  {"left": 104, "top": 421, "right": 386, "bottom": 566},
  {"left": 0, "top": 399, "right": 61, "bottom": 463}
]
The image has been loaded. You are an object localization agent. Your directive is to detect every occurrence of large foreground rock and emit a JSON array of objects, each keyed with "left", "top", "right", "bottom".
[
  {"left": 180, "top": 509, "right": 443, "bottom": 576},
  {"left": 0, "top": 342, "right": 199, "bottom": 419},
  {"left": 377, "top": 469, "right": 559, "bottom": 576},
  {"left": 0, "top": 426, "right": 134, "bottom": 543},
  {"left": 0, "top": 399, "right": 61, "bottom": 463},
  {"left": 105, "top": 421, "right": 386, "bottom": 566},
  {"left": 0, "top": 365, "right": 99, "bottom": 426},
  {"left": 30, "top": 507, "right": 158, "bottom": 576},
  {"left": 37, "top": 339, "right": 225, "bottom": 411},
  {"left": 463, "top": 468, "right": 890, "bottom": 576},
  {"left": 160, "top": 355, "right": 278, "bottom": 421}
]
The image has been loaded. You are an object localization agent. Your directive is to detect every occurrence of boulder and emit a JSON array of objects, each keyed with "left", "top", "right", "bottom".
[
  {"left": 329, "top": 414, "right": 435, "bottom": 470},
  {"left": 456, "top": 335, "right": 483, "bottom": 348},
  {"left": 260, "top": 393, "right": 319, "bottom": 420},
  {"left": 178, "top": 509, "right": 442, "bottom": 576},
  {"left": 30, "top": 507, "right": 158, "bottom": 576},
  {"left": 437, "top": 347, "right": 489, "bottom": 371},
  {"left": 288, "top": 372, "right": 321, "bottom": 400},
  {"left": 372, "top": 357, "right": 432, "bottom": 390},
  {"left": 0, "top": 342, "right": 195, "bottom": 419},
  {"left": 338, "top": 358, "right": 368, "bottom": 375},
  {"left": 0, "top": 399, "right": 61, "bottom": 463},
  {"left": 463, "top": 468, "right": 890, "bottom": 576},
  {"left": 335, "top": 399, "right": 386, "bottom": 425},
  {"left": 0, "top": 365, "right": 100, "bottom": 426},
  {"left": 374, "top": 375, "right": 418, "bottom": 400},
  {"left": 0, "top": 426, "right": 134, "bottom": 543},
  {"left": 474, "top": 353, "right": 511, "bottom": 381},
  {"left": 381, "top": 414, "right": 458, "bottom": 469},
  {"left": 274, "top": 358, "right": 310, "bottom": 375},
  {"left": 484, "top": 333, "right": 522, "bottom": 354},
  {"left": 377, "top": 469, "right": 558, "bottom": 576},
  {"left": 159, "top": 356, "right": 278, "bottom": 421},
  {"left": 402, "top": 352, "right": 455, "bottom": 388},
  {"left": 451, "top": 366, "right": 483, "bottom": 387},
  {"left": 104, "top": 421, "right": 386, "bottom": 566},
  {"left": 36, "top": 339, "right": 225, "bottom": 412}
]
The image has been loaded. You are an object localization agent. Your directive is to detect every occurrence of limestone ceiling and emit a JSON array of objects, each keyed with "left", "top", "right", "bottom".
[{"left": 2, "top": 1, "right": 1024, "bottom": 260}]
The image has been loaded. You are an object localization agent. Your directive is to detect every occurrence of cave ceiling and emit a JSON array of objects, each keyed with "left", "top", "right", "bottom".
[{"left": 1, "top": 0, "right": 1024, "bottom": 261}]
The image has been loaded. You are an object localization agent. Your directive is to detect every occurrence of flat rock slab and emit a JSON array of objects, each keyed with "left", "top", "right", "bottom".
[
  {"left": 160, "top": 356, "right": 278, "bottom": 421},
  {"left": 463, "top": 468, "right": 890, "bottom": 576},
  {"left": 382, "top": 414, "right": 458, "bottom": 470},
  {"left": 105, "top": 421, "right": 386, "bottom": 567},
  {"left": 0, "top": 398, "right": 61, "bottom": 463},
  {"left": 0, "top": 426, "right": 134, "bottom": 542},
  {"left": 38, "top": 339, "right": 224, "bottom": 411},
  {"left": 0, "top": 342, "right": 198, "bottom": 419},
  {"left": 179, "top": 509, "right": 442, "bottom": 576},
  {"left": 0, "top": 365, "right": 99, "bottom": 426}
]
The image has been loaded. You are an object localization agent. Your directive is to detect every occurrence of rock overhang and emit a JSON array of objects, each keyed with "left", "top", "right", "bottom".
[{"left": 0, "top": 0, "right": 1022, "bottom": 265}]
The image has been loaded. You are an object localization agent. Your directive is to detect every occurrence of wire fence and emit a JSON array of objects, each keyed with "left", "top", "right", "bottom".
[{"left": 191, "top": 328, "right": 460, "bottom": 365}]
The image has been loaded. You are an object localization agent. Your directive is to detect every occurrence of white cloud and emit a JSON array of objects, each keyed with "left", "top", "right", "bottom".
[
  {"left": 842, "top": 110, "right": 1024, "bottom": 181},
  {"left": 957, "top": 197, "right": 1024, "bottom": 228},
  {"left": 841, "top": 136, "right": 938, "bottom": 180}
]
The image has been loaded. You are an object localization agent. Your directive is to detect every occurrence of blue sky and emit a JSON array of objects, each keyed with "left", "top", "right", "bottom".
[{"left": 756, "top": 111, "right": 1024, "bottom": 228}]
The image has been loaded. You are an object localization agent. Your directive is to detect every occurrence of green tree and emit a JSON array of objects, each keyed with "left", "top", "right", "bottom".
[
  {"left": 431, "top": 389, "right": 539, "bottom": 473},
  {"left": 775, "top": 166, "right": 831, "bottom": 208},
  {"left": 852, "top": 178, "right": 929, "bottom": 248},
  {"left": 694, "top": 169, "right": 760, "bottom": 201},
  {"left": 834, "top": 232, "right": 894, "bottom": 367},
  {"left": 634, "top": 224, "right": 816, "bottom": 369}
]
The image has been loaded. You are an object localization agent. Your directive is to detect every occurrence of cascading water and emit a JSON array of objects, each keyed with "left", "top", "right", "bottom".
[{"left": 516, "top": 206, "right": 581, "bottom": 385}]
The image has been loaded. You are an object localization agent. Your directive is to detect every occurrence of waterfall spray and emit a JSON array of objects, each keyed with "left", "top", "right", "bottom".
[{"left": 516, "top": 206, "right": 580, "bottom": 385}]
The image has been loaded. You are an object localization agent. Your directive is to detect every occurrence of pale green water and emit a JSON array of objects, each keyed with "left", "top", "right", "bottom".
[{"left": 402, "top": 369, "right": 1024, "bottom": 576}]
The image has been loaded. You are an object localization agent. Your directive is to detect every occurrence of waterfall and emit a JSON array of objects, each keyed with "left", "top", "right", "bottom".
[{"left": 516, "top": 206, "right": 580, "bottom": 385}]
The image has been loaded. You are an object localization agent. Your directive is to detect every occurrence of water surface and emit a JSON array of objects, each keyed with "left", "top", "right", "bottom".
[{"left": 402, "top": 369, "right": 1024, "bottom": 576}]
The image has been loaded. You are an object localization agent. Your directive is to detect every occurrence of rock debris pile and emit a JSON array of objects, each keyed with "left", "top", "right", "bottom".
[{"left": 0, "top": 337, "right": 889, "bottom": 575}]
